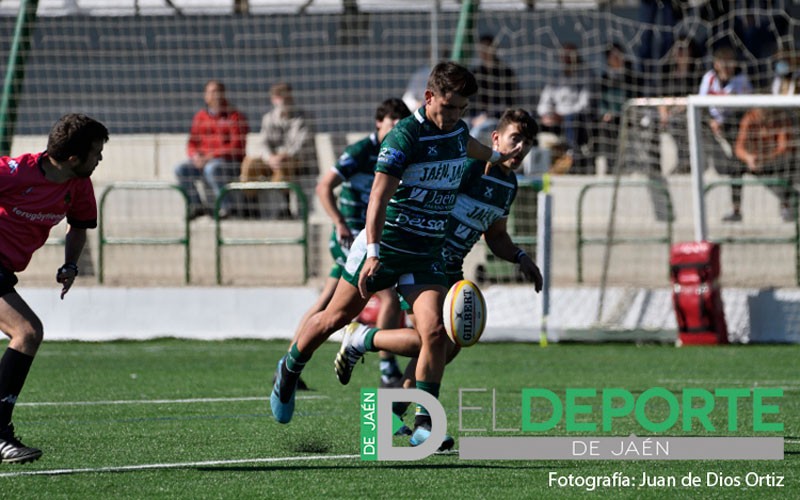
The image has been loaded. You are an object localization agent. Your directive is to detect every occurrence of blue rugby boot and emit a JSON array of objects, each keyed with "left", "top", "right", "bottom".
[
  {"left": 270, "top": 355, "right": 298, "bottom": 424},
  {"left": 409, "top": 424, "right": 455, "bottom": 452}
]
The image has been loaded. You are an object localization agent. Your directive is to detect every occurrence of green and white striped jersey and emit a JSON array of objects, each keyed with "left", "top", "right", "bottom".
[
  {"left": 443, "top": 159, "right": 518, "bottom": 273},
  {"left": 375, "top": 107, "right": 471, "bottom": 257},
  {"left": 332, "top": 132, "right": 379, "bottom": 232}
]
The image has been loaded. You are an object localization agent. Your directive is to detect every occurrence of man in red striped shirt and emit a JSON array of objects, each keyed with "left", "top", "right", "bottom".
[{"left": 0, "top": 113, "right": 108, "bottom": 464}]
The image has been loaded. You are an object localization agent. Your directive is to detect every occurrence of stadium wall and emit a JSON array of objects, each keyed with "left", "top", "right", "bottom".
[{"left": 19, "top": 285, "right": 800, "bottom": 344}]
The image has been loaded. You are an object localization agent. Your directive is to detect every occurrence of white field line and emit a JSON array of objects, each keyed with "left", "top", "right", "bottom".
[
  {"left": 18, "top": 395, "right": 328, "bottom": 407},
  {"left": 0, "top": 454, "right": 361, "bottom": 478}
]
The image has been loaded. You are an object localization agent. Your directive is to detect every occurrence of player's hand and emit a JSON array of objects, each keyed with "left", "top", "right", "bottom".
[
  {"left": 336, "top": 223, "right": 354, "bottom": 250},
  {"left": 519, "top": 255, "right": 543, "bottom": 293},
  {"left": 358, "top": 258, "right": 380, "bottom": 298},
  {"left": 56, "top": 263, "right": 79, "bottom": 300},
  {"left": 496, "top": 142, "right": 524, "bottom": 164},
  {"left": 709, "top": 119, "right": 722, "bottom": 136}
]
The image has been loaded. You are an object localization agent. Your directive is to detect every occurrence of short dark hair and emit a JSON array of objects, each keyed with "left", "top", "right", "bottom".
[
  {"left": 270, "top": 82, "right": 292, "bottom": 97},
  {"left": 496, "top": 109, "right": 538, "bottom": 142},
  {"left": 375, "top": 98, "right": 411, "bottom": 121},
  {"left": 46, "top": 114, "right": 109, "bottom": 162},
  {"left": 713, "top": 45, "right": 736, "bottom": 61},
  {"left": 427, "top": 61, "right": 478, "bottom": 98},
  {"left": 206, "top": 79, "right": 225, "bottom": 92}
]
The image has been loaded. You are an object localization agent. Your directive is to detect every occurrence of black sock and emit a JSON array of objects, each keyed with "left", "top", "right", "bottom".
[
  {"left": 278, "top": 361, "right": 297, "bottom": 402},
  {"left": 392, "top": 401, "right": 410, "bottom": 417},
  {"left": 414, "top": 414, "right": 432, "bottom": 430},
  {"left": 278, "top": 344, "right": 311, "bottom": 402},
  {"left": 0, "top": 348, "right": 34, "bottom": 428}
]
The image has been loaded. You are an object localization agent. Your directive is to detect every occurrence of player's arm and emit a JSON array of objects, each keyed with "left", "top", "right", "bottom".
[
  {"left": 467, "top": 136, "right": 522, "bottom": 165},
  {"left": 358, "top": 172, "right": 400, "bottom": 298},
  {"left": 57, "top": 225, "right": 87, "bottom": 299},
  {"left": 484, "top": 218, "right": 543, "bottom": 292},
  {"left": 285, "top": 116, "right": 312, "bottom": 157},
  {"left": 220, "top": 112, "right": 248, "bottom": 160},
  {"left": 734, "top": 113, "right": 754, "bottom": 167},
  {"left": 315, "top": 169, "right": 351, "bottom": 247},
  {"left": 257, "top": 114, "right": 276, "bottom": 161},
  {"left": 765, "top": 122, "right": 790, "bottom": 162}
]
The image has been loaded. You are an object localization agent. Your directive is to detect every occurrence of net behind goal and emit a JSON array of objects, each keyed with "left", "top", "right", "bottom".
[{"left": 588, "top": 94, "right": 800, "bottom": 338}]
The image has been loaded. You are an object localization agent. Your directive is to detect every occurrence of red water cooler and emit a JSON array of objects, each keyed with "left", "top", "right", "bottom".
[
  {"left": 357, "top": 295, "right": 382, "bottom": 326},
  {"left": 669, "top": 241, "right": 729, "bottom": 345}
]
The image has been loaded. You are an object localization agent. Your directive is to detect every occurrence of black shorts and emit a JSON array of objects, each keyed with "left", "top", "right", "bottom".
[{"left": 0, "top": 262, "right": 19, "bottom": 297}]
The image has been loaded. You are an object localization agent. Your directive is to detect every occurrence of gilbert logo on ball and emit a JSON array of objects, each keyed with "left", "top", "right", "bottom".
[{"left": 443, "top": 279, "right": 487, "bottom": 347}]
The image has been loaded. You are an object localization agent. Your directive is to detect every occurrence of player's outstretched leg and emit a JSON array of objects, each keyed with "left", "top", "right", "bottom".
[
  {"left": 334, "top": 322, "right": 375, "bottom": 385},
  {"left": 0, "top": 423, "right": 42, "bottom": 464}
]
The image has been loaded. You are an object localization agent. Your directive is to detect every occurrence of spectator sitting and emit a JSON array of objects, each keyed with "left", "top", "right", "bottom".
[
  {"left": 771, "top": 58, "right": 797, "bottom": 96},
  {"left": 536, "top": 43, "right": 594, "bottom": 174},
  {"left": 656, "top": 36, "right": 704, "bottom": 174},
  {"left": 597, "top": 42, "right": 640, "bottom": 173},
  {"left": 174, "top": 80, "right": 248, "bottom": 220},
  {"left": 240, "top": 82, "right": 316, "bottom": 218},
  {"left": 735, "top": 88, "right": 797, "bottom": 223},
  {"left": 470, "top": 34, "right": 519, "bottom": 142}
]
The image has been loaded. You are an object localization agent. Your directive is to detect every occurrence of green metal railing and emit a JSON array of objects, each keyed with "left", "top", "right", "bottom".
[
  {"left": 704, "top": 177, "right": 799, "bottom": 285},
  {"left": 98, "top": 182, "right": 191, "bottom": 284},
  {"left": 577, "top": 179, "right": 674, "bottom": 283},
  {"left": 214, "top": 181, "right": 309, "bottom": 285}
]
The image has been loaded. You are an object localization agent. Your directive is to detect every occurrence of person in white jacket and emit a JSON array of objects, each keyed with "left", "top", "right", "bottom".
[
  {"left": 536, "top": 43, "right": 594, "bottom": 173},
  {"left": 697, "top": 45, "right": 753, "bottom": 222}
]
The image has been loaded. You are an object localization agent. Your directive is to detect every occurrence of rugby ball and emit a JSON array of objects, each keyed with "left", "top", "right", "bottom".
[{"left": 443, "top": 280, "right": 487, "bottom": 347}]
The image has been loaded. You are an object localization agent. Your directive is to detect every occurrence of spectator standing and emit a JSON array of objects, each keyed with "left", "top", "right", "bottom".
[
  {"left": 637, "top": 0, "right": 684, "bottom": 72},
  {"left": 698, "top": 45, "right": 753, "bottom": 222}
]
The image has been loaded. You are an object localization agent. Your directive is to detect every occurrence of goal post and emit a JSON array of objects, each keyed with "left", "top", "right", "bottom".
[
  {"left": 687, "top": 94, "right": 800, "bottom": 241},
  {"left": 589, "top": 92, "right": 800, "bottom": 339}
]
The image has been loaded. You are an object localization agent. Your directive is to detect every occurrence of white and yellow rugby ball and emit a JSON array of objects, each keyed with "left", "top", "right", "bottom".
[{"left": 443, "top": 280, "right": 487, "bottom": 347}]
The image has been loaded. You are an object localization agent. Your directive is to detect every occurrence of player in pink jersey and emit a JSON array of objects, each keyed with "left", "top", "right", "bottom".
[{"left": 0, "top": 114, "right": 108, "bottom": 464}]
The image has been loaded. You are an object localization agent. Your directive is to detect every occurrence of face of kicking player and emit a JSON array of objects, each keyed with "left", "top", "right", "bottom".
[{"left": 424, "top": 89, "right": 468, "bottom": 132}]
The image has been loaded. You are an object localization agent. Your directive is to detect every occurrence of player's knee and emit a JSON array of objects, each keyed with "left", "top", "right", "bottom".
[
  {"left": 419, "top": 323, "right": 448, "bottom": 346},
  {"left": 14, "top": 320, "right": 43, "bottom": 350}
]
